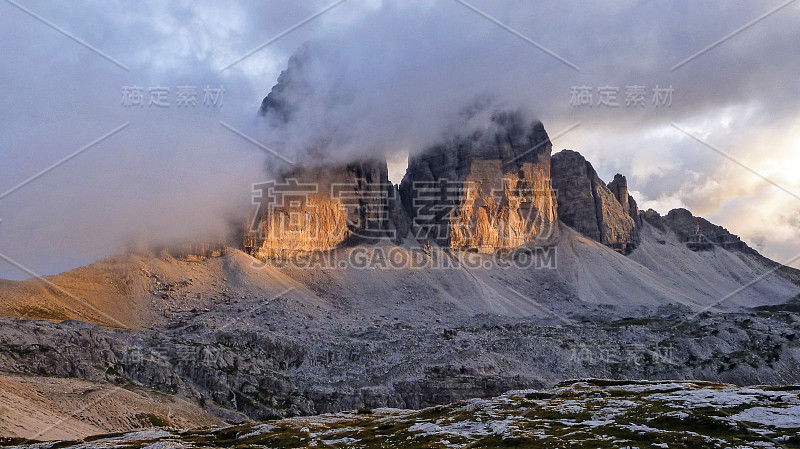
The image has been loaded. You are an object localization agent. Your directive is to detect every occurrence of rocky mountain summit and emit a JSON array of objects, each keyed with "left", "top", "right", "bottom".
[
  {"left": 399, "top": 111, "right": 558, "bottom": 251},
  {"left": 550, "top": 150, "right": 639, "bottom": 254}
]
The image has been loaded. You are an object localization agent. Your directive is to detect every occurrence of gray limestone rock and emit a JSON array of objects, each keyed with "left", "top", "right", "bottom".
[{"left": 550, "top": 150, "right": 638, "bottom": 253}]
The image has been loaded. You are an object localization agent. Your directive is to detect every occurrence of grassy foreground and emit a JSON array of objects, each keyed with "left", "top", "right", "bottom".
[{"left": 5, "top": 379, "right": 800, "bottom": 448}]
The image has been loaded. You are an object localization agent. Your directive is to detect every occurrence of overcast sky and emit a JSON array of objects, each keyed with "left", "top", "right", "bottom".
[{"left": 1, "top": 0, "right": 799, "bottom": 279}]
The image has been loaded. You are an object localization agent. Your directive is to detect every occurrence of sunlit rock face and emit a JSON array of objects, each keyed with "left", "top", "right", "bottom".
[
  {"left": 550, "top": 150, "right": 638, "bottom": 253},
  {"left": 250, "top": 45, "right": 409, "bottom": 260},
  {"left": 399, "top": 111, "right": 559, "bottom": 252},
  {"left": 245, "top": 160, "right": 401, "bottom": 260}
]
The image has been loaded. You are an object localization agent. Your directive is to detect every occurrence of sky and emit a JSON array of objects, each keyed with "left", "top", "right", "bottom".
[{"left": 1, "top": 0, "right": 799, "bottom": 279}]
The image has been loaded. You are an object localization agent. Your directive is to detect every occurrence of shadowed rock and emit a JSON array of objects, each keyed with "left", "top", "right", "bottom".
[{"left": 550, "top": 150, "right": 638, "bottom": 253}]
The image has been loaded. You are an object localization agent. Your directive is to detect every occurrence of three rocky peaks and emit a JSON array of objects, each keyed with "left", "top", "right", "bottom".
[
  {"left": 246, "top": 117, "right": 746, "bottom": 259},
  {"left": 245, "top": 49, "right": 746, "bottom": 259}
]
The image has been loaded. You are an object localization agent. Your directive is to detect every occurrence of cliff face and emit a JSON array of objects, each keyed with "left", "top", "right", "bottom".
[
  {"left": 550, "top": 150, "right": 639, "bottom": 253},
  {"left": 399, "top": 111, "right": 559, "bottom": 251},
  {"left": 245, "top": 161, "right": 403, "bottom": 259},
  {"left": 249, "top": 110, "right": 560, "bottom": 258}
]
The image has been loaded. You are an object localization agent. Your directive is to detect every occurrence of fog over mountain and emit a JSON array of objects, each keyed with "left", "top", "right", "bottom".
[{"left": 1, "top": 0, "right": 799, "bottom": 279}]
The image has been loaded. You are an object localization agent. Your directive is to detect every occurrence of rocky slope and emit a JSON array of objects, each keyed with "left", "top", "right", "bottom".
[
  {"left": 1, "top": 224, "right": 800, "bottom": 438},
  {"left": 3, "top": 109, "right": 800, "bottom": 437},
  {"left": 0, "top": 375, "right": 223, "bottom": 441}
]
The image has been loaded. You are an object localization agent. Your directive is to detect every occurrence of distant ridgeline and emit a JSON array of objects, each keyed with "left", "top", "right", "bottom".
[
  {"left": 144, "top": 242, "right": 228, "bottom": 261},
  {"left": 643, "top": 208, "right": 747, "bottom": 252}
]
